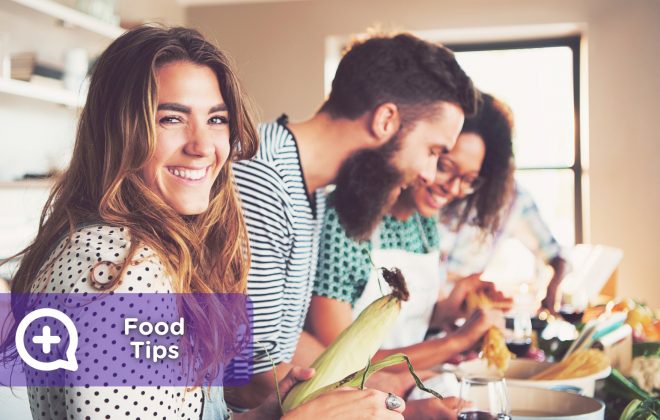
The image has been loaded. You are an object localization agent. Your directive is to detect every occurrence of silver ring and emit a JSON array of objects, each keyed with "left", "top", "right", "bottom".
[{"left": 385, "top": 393, "right": 402, "bottom": 410}]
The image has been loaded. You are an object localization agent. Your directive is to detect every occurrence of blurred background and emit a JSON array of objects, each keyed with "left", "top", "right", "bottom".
[{"left": 0, "top": 0, "right": 658, "bottom": 307}]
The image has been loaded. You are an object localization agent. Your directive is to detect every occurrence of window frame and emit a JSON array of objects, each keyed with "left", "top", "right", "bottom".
[{"left": 447, "top": 36, "right": 584, "bottom": 243}]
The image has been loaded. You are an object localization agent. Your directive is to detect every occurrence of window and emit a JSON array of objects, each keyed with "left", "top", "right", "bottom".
[{"left": 448, "top": 37, "right": 583, "bottom": 245}]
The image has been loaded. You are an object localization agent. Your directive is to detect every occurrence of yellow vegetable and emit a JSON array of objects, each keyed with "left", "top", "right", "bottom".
[
  {"left": 281, "top": 267, "right": 409, "bottom": 413},
  {"left": 466, "top": 291, "right": 512, "bottom": 374},
  {"left": 481, "top": 327, "right": 512, "bottom": 373}
]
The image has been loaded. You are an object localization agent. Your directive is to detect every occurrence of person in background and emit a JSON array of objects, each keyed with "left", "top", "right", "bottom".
[
  {"left": 224, "top": 32, "right": 479, "bottom": 416},
  {"left": 439, "top": 181, "right": 567, "bottom": 314},
  {"left": 307, "top": 94, "right": 515, "bottom": 418},
  {"left": 0, "top": 25, "right": 405, "bottom": 420}
]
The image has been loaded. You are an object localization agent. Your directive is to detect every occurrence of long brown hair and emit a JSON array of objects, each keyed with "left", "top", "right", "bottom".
[{"left": 3, "top": 25, "right": 259, "bottom": 384}]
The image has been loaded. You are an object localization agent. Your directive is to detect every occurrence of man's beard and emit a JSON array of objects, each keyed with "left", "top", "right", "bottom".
[{"left": 332, "top": 136, "right": 403, "bottom": 240}]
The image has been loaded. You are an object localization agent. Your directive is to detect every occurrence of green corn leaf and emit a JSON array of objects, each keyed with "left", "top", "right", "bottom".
[{"left": 291, "top": 353, "right": 445, "bottom": 409}]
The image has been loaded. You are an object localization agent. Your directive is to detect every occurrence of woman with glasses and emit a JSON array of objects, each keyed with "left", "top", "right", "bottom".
[{"left": 307, "top": 93, "right": 515, "bottom": 377}]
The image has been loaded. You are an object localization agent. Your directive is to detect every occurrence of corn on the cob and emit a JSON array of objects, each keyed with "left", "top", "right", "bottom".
[
  {"left": 481, "top": 327, "right": 511, "bottom": 373},
  {"left": 282, "top": 267, "right": 409, "bottom": 412},
  {"left": 466, "top": 291, "right": 513, "bottom": 374}
]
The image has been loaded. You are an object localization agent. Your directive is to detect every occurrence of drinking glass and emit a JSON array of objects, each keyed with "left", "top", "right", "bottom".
[{"left": 457, "top": 376, "right": 511, "bottom": 420}]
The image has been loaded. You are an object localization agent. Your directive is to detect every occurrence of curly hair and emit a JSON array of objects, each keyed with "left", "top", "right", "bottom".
[{"left": 441, "top": 93, "right": 515, "bottom": 234}]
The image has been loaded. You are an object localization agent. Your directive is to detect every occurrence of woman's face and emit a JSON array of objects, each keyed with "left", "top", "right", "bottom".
[
  {"left": 142, "top": 61, "right": 231, "bottom": 215},
  {"left": 411, "top": 132, "right": 486, "bottom": 218}
]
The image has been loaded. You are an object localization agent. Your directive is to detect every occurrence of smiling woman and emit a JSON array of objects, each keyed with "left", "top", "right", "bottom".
[
  {"left": 0, "top": 24, "right": 260, "bottom": 419},
  {"left": 143, "top": 61, "right": 232, "bottom": 215}
]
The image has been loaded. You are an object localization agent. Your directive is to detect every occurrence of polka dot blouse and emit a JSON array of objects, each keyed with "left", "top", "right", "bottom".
[{"left": 26, "top": 224, "right": 204, "bottom": 420}]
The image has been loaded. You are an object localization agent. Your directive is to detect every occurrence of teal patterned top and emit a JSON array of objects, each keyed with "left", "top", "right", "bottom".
[{"left": 313, "top": 200, "right": 439, "bottom": 306}]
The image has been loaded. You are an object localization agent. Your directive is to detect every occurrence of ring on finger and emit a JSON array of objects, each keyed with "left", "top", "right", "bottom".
[{"left": 385, "top": 393, "right": 402, "bottom": 410}]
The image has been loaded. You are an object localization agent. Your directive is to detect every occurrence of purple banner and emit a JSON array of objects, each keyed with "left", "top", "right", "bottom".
[{"left": 0, "top": 293, "right": 253, "bottom": 387}]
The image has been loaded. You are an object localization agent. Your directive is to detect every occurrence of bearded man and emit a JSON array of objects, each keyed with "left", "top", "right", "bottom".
[{"left": 226, "top": 33, "right": 478, "bottom": 415}]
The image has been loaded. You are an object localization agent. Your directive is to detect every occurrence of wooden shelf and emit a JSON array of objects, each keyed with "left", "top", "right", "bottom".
[
  {"left": 6, "top": 0, "right": 124, "bottom": 39},
  {"left": 0, "top": 77, "right": 84, "bottom": 107},
  {"left": 0, "top": 179, "right": 54, "bottom": 189}
]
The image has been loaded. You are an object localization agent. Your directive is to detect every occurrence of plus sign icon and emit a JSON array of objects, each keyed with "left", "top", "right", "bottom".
[{"left": 15, "top": 308, "right": 79, "bottom": 372}]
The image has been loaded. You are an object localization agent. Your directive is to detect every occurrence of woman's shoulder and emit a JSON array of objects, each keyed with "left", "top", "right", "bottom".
[{"left": 32, "top": 224, "right": 172, "bottom": 294}]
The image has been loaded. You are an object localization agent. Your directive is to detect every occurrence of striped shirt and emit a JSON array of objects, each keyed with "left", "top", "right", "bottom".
[{"left": 233, "top": 116, "right": 325, "bottom": 374}]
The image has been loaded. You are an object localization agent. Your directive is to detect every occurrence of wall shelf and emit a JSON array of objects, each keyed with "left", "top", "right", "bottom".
[
  {"left": 0, "top": 179, "right": 54, "bottom": 189},
  {"left": 0, "top": 77, "right": 84, "bottom": 107},
  {"left": 6, "top": 0, "right": 124, "bottom": 39}
]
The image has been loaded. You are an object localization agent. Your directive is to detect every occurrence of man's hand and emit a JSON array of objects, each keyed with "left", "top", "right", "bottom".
[
  {"left": 541, "top": 284, "right": 559, "bottom": 315},
  {"left": 282, "top": 388, "right": 406, "bottom": 420},
  {"left": 235, "top": 366, "right": 315, "bottom": 420},
  {"left": 541, "top": 256, "right": 567, "bottom": 315}
]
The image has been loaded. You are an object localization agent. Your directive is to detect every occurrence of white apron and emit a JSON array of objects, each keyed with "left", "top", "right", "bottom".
[{"left": 352, "top": 215, "right": 443, "bottom": 349}]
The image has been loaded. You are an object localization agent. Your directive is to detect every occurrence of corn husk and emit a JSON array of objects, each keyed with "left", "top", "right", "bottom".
[
  {"left": 288, "top": 353, "right": 445, "bottom": 411},
  {"left": 282, "top": 267, "right": 409, "bottom": 412}
]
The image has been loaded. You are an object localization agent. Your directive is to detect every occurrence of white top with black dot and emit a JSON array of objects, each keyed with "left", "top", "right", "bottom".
[{"left": 26, "top": 224, "right": 203, "bottom": 420}]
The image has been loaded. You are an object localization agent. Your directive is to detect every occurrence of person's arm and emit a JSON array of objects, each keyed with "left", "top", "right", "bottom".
[
  {"left": 225, "top": 161, "right": 296, "bottom": 409},
  {"left": 306, "top": 295, "right": 353, "bottom": 347},
  {"left": 510, "top": 187, "right": 567, "bottom": 314},
  {"left": 372, "top": 307, "right": 504, "bottom": 372},
  {"left": 291, "top": 330, "right": 326, "bottom": 367},
  {"left": 308, "top": 291, "right": 502, "bottom": 373},
  {"left": 306, "top": 204, "right": 373, "bottom": 346},
  {"left": 429, "top": 274, "right": 512, "bottom": 331},
  {"left": 542, "top": 255, "right": 567, "bottom": 313}
]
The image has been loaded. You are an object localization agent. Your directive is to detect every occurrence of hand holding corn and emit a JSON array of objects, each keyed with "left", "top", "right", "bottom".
[
  {"left": 282, "top": 267, "right": 410, "bottom": 412},
  {"left": 466, "top": 290, "right": 513, "bottom": 373},
  {"left": 439, "top": 274, "right": 512, "bottom": 326},
  {"left": 282, "top": 388, "right": 405, "bottom": 420},
  {"left": 248, "top": 366, "right": 406, "bottom": 420}
]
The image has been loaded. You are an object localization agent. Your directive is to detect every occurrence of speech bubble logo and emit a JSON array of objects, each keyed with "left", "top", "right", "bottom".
[{"left": 15, "top": 308, "right": 79, "bottom": 372}]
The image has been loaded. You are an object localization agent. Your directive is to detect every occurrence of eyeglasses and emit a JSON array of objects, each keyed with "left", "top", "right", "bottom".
[{"left": 436, "top": 156, "right": 484, "bottom": 196}]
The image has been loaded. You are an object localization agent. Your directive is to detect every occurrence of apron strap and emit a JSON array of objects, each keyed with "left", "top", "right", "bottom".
[{"left": 370, "top": 223, "right": 382, "bottom": 250}]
